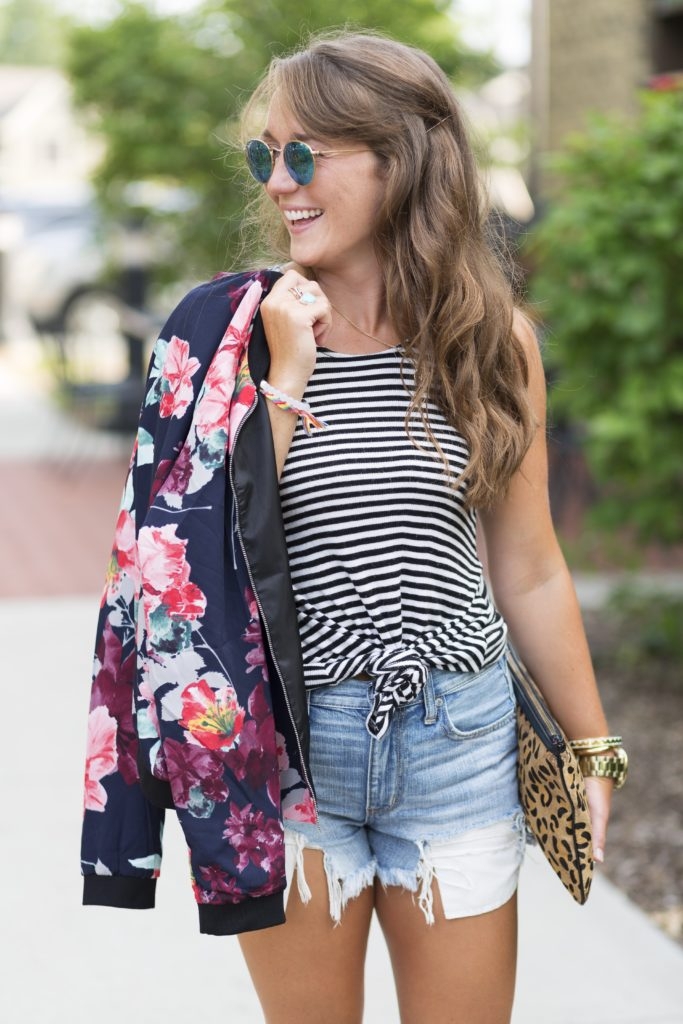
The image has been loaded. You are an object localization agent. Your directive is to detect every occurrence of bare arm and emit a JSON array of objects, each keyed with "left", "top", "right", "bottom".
[{"left": 480, "top": 311, "right": 613, "bottom": 858}]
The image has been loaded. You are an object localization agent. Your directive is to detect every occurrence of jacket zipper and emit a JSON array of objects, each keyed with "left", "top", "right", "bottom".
[{"left": 229, "top": 390, "right": 318, "bottom": 809}]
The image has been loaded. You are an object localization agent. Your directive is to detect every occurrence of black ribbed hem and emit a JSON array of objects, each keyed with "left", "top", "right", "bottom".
[
  {"left": 198, "top": 891, "right": 285, "bottom": 935},
  {"left": 83, "top": 874, "right": 156, "bottom": 909}
]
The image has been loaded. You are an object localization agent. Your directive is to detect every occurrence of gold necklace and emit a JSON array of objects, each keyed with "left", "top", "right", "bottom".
[{"left": 328, "top": 301, "right": 400, "bottom": 350}]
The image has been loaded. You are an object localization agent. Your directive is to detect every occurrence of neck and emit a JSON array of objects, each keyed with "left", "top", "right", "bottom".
[{"left": 313, "top": 268, "right": 389, "bottom": 339}]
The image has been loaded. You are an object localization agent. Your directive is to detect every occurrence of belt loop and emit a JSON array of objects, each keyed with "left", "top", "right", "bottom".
[{"left": 422, "top": 669, "right": 437, "bottom": 725}]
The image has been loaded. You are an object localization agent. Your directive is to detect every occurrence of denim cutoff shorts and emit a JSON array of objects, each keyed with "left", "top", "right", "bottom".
[{"left": 284, "top": 655, "right": 527, "bottom": 926}]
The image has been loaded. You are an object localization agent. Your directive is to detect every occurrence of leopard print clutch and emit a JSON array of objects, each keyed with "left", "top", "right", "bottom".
[{"left": 506, "top": 648, "right": 594, "bottom": 904}]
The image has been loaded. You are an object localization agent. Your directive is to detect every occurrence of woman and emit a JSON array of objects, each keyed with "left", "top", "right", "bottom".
[{"left": 81, "top": 31, "right": 622, "bottom": 1024}]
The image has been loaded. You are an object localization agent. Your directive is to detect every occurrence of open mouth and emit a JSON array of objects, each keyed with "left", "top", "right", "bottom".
[{"left": 283, "top": 208, "right": 323, "bottom": 225}]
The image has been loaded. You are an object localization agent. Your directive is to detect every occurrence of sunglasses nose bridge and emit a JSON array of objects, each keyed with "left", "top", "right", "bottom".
[{"left": 266, "top": 146, "right": 300, "bottom": 191}]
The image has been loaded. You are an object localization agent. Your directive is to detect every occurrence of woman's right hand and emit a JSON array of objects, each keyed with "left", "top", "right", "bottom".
[{"left": 259, "top": 269, "right": 331, "bottom": 397}]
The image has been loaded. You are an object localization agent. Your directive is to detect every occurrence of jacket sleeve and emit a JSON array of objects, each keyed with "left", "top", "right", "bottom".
[
  {"left": 81, "top": 437, "right": 166, "bottom": 910},
  {"left": 80, "top": 283, "right": 212, "bottom": 909}
]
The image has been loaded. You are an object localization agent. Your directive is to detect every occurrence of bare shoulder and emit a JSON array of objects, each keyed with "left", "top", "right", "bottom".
[
  {"left": 512, "top": 308, "right": 541, "bottom": 361},
  {"left": 512, "top": 307, "right": 545, "bottom": 399}
]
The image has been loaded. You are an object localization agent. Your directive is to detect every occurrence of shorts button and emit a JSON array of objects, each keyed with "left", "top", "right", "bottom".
[{"left": 435, "top": 697, "right": 443, "bottom": 707}]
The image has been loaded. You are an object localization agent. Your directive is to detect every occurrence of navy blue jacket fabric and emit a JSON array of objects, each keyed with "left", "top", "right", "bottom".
[{"left": 81, "top": 270, "right": 317, "bottom": 936}]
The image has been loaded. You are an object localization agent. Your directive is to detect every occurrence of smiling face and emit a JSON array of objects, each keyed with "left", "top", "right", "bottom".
[{"left": 262, "top": 94, "right": 386, "bottom": 277}]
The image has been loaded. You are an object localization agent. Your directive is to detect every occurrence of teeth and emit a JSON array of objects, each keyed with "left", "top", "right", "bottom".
[{"left": 284, "top": 209, "right": 323, "bottom": 222}]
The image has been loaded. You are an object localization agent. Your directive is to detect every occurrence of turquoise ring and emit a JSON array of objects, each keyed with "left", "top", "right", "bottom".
[{"left": 289, "top": 285, "right": 317, "bottom": 305}]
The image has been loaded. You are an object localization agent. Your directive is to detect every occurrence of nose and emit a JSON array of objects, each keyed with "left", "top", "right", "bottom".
[{"left": 265, "top": 150, "right": 298, "bottom": 198}]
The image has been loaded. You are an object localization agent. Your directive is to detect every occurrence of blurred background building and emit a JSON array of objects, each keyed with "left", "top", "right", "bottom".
[{"left": 531, "top": 0, "right": 683, "bottom": 196}]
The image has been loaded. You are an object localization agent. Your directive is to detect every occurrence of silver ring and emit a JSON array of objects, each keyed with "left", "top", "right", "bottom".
[{"left": 289, "top": 285, "right": 317, "bottom": 305}]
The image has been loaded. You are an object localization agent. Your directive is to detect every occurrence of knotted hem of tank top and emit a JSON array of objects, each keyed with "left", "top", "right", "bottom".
[{"left": 364, "top": 650, "right": 430, "bottom": 741}]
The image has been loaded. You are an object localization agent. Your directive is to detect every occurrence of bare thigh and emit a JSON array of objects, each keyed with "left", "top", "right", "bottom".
[
  {"left": 374, "top": 878, "right": 518, "bottom": 1024},
  {"left": 238, "top": 847, "right": 375, "bottom": 1024}
]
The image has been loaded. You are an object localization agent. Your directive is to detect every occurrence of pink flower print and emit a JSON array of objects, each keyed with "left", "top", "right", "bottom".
[
  {"left": 222, "top": 802, "right": 283, "bottom": 873},
  {"left": 101, "top": 508, "right": 138, "bottom": 606},
  {"left": 180, "top": 679, "right": 246, "bottom": 752},
  {"left": 138, "top": 524, "right": 206, "bottom": 635},
  {"left": 244, "top": 586, "right": 259, "bottom": 622},
  {"left": 282, "top": 788, "right": 317, "bottom": 824},
  {"left": 84, "top": 706, "right": 118, "bottom": 812},
  {"left": 138, "top": 524, "right": 189, "bottom": 599},
  {"left": 225, "top": 280, "right": 262, "bottom": 345},
  {"left": 113, "top": 509, "right": 137, "bottom": 573},
  {"left": 193, "top": 345, "right": 238, "bottom": 441},
  {"left": 158, "top": 336, "right": 200, "bottom": 419}
]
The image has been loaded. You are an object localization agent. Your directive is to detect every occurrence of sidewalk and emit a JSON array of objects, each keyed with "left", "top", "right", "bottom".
[
  {"left": 2, "top": 594, "right": 683, "bottom": 1024},
  {"left": 2, "top": 339, "right": 683, "bottom": 1023}
]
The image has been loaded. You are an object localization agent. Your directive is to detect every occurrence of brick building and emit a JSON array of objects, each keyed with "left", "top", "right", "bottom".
[{"left": 530, "top": 0, "right": 683, "bottom": 197}]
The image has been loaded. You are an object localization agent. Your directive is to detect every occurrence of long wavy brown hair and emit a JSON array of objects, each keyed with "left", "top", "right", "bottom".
[{"left": 240, "top": 31, "right": 536, "bottom": 508}]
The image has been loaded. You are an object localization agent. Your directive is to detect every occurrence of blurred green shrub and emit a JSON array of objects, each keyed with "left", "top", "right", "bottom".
[
  {"left": 605, "top": 584, "right": 683, "bottom": 671},
  {"left": 530, "top": 89, "right": 683, "bottom": 544}
]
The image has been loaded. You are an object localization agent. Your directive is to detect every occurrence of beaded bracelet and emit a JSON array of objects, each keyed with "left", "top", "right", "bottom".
[{"left": 259, "top": 379, "right": 329, "bottom": 436}]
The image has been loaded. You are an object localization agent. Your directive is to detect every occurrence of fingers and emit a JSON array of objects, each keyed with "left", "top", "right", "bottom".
[
  {"left": 584, "top": 776, "right": 613, "bottom": 864},
  {"left": 260, "top": 271, "right": 330, "bottom": 389}
]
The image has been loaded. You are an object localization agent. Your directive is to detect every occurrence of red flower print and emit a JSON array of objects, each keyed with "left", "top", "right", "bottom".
[
  {"left": 180, "top": 679, "right": 246, "bottom": 752},
  {"left": 163, "top": 579, "right": 207, "bottom": 621},
  {"left": 223, "top": 717, "right": 277, "bottom": 793},
  {"left": 198, "top": 864, "right": 242, "bottom": 900},
  {"left": 158, "top": 336, "right": 200, "bottom": 419},
  {"left": 222, "top": 802, "right": 283, "bottom": 873},
  {"left": 157, "top": 444, "right": 192, "bottom": 503},
  {"left": 243, "top": 587, "right": 267, "bottom": 675},
  {"left": 164, "top": 737, "right": 228, "bottom": 808},
  {"left": 84, "top": 706, "right": 118, "bottom": 812},
  {"left": 248, "top": 683, "right": 270, "bottom": 725}
]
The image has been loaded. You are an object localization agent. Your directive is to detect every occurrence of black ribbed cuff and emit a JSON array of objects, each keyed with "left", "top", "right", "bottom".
[
  {"left": 83, "top": 874, "right": 156, "bottom": 909},
  {"left": 198, "top": 891, "right": 285, "bottom": 935}
]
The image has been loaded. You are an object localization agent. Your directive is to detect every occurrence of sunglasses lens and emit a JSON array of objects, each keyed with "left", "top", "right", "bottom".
[
  {"left": 245, "top": 140, "right": 273, "bottom": 183},
  {"left": 284, "top": 141, "right": 315, "bottom": 185}
]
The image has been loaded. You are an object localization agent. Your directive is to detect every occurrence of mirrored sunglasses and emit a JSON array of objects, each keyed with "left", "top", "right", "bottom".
[{"left": 245, "top": 139, "right": 367, "bottom": 186}]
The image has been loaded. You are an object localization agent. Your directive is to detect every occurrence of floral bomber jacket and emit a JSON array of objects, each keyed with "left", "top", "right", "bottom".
[{"left": 81, "top": 268, "right": 319, "bottom": 936}]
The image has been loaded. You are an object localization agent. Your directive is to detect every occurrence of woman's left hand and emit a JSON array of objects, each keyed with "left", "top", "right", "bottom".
[{"left": 584, "top": 776, "right": 613, "bottom": 864}]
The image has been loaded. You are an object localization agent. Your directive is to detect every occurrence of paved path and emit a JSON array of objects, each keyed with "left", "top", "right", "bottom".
[{"left": 2, "top": 595, "right": 683, "bottom": 1024}]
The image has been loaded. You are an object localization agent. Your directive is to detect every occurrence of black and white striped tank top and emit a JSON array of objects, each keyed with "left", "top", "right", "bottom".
[{"left": 278, "top": 343, "right": 507, "bottom": 739}]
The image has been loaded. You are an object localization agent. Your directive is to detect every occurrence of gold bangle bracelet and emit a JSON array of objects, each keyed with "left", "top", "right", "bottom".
[{"left": 569, "top": 736, "right": 622, "bottom": 753}]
